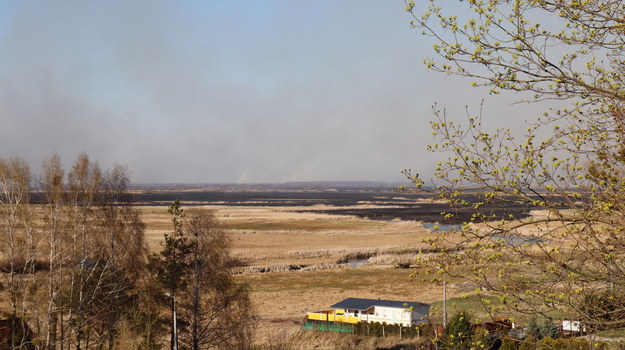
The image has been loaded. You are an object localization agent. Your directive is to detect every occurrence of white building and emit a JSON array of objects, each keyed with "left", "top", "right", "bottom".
[{"left": 307, "top": 298, "right": 430, "bottom": 326}]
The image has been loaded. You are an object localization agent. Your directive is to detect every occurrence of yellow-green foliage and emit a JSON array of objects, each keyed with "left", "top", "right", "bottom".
[{"left": 403, "top": 0, "right": 625, "bottom": 327}]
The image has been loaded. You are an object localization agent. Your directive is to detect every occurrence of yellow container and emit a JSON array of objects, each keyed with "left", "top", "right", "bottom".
[{"left": 307, "top": 312, "right": 359, "bottom": 324}]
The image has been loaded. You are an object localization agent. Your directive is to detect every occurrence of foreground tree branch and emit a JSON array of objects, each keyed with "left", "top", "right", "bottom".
[{"left": 405, "top": 0, "right": 625, "bottom": 330}]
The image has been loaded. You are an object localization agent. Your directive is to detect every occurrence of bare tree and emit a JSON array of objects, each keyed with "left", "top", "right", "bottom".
[
  {"left": 149, "top": 203, "right": 254, "bottom": 350},
  {"left": 40, "top": 153, "right": 67, "bottom": 350},
  {"left": 0, "top": 154, "right": 149, "bottom": 349},
  {"left": 57, "top": 154, "right": 148, "bottom": 349},
  {"left": 0, "top": 157, "right": 39, "bottom": 349},
  {"left": 181, "top": 209, "right": 253, "bottom": 350}
]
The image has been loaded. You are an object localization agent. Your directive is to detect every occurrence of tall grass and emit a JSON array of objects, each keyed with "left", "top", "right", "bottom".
[
  {"left": 367, "top": 253, "right": 417, "bottom": 268},
  {"left": 236, "top": 262, "right": 349, "bottom": 274}
]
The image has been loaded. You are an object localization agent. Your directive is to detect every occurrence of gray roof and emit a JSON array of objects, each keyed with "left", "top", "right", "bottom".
[{"left": 330, "top": 298, "right": 429, "bottom": 311}]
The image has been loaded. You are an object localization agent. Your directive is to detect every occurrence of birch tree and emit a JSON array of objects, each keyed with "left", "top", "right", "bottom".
[
  {"left": 0, "top": 157, "right": 38, "bottom": 349},
  {"left": 0, "top": 154, "right": 148, "bottom": 349},
  {"left": 39, "top": 154, "right": 68, "bottom": 349},
  {"left": 60, "top": 154, "right": 147, "bottom": 349}
]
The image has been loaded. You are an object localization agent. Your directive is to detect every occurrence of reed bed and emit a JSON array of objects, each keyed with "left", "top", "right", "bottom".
[
  {"left": 300, "top": 262, "right": 348, "bottom": 271},
  {"left": 288, "top": 246, "right": 398, "bottom": 259},
  {"left": 236, "top": 264, "right": 302, "bottom": 274},
  {"left": 367, "top": 253, "right": 417, "bottom": 268},
  {"left": 236, "top": 262, "right": 349, "bottom": 275},
  {"left": 236, "top": 250, "right": 435, "bottom": 274}
]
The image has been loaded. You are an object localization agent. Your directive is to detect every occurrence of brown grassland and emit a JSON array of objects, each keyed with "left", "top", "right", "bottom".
[
  {"left": 141, "top": 204, "right": 468, "bottom": 343},
  {"left": 0, "top": 199, "right": 549, "bottom": 348}
]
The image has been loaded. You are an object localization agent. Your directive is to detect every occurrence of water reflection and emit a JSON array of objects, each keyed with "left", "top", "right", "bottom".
[
  {"left": 423, "top": 223, "right": 544, "bottom": 246},
  {"left": 346, "top": 259, "right": 368, "bottom": 267},
  {"left": 491, "top": 234, "right": 544, "bottom": 246},
  {"left": 423, "top": 223, "right": 463, "bottom": 232}
]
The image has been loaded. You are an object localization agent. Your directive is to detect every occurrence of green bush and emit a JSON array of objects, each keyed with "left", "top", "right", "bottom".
[
  {"left": 441, "top": 311, "right": 474, "bottom": 350},
  {"left": 470, "top": 330, "right": 490, "bottom": 350},
  {"left": 540, "top": 319, "right": 559, "bottom": 339},
  {"left": 526, "top": 317, "right": 542, "bottom": 339}
]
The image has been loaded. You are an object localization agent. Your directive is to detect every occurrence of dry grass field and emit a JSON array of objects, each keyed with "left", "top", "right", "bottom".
[{"left": 141, "top": 204, "right": 470, "bottom": 342}]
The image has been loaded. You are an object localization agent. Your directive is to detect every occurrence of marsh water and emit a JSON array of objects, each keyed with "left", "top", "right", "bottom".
[
  {"left": 115, "top": 184, "right": 538, "bottom": 223},
  {"left": 423, "top": 223, "right": 544, "bottom": 246}
]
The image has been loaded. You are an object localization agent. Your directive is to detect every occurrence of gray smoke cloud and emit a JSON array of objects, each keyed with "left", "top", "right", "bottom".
[{"left": 0, "top": 0, "right": 543, "bottom": 183}]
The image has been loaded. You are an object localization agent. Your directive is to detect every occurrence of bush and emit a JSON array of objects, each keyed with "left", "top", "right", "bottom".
[
  {"left": 518, "top": 336, "right": 537, "bottom": 350},
  {"left": 499, "top": 336, "right": 519, "bottom": 350},
  {"left": 539, "top": 337, "right": 606, "bottom": 350},
  {"left": 581, "top": 292, "right": 625, "bottom": 331},
  {"left": 352, "top": 321, "right": 428, "bottom": 339},
  {"left": 441, "top": 311, "right": 474, "bottom": 350},
  {"left": 526, "top": 317, "right": 541, "bottom": 339},
  {"left": 512, "top": 336, "right": 607, "bottom": 350},
  {"left": 540, "top": 318, "right": 558, "bottom": 339}
]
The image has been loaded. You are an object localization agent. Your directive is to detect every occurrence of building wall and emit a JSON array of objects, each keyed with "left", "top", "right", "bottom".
[
  {"left": 357, "top": 306, "right": 418, "bottom": 326},
  {"left": 409, "top": 305, "right": 430, "bottom": 325},
  {"left": 309, "top": 304, "right": 430, "bottom": 326}
]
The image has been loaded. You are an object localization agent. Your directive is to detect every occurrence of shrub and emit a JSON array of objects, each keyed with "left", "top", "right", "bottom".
[
  {"left": 353, "top": 321, "right": 428, "bottom": 339},
  {"left": 513, "top": 336, "right": 607, "bottom": 350},
  {"left": 499, "top": 336, "right": 519, "bottom": 350},
  {"left": 540, "top": 318, "right": 558, "bottom": 339},
  {"left": 526, "top": 317, "right": 541, "bottom": 339},
  {"left": 442, "top": 311, "right": 474, "bottom": 350},
  {"left": 538, "top": 337, "right": 606, "bottom": 350},
  {"left": 518, "top": 336, "right": 538, "bottom": 350}
]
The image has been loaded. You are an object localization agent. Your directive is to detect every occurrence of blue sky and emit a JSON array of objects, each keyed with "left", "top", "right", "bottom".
[{"left": 0, "top": 0, "right": 538, "bottom": 183}]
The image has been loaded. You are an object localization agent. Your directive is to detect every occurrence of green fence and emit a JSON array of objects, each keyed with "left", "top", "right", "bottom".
[{"left": 302, "top": 322, "right": 354, "bottom": 333}]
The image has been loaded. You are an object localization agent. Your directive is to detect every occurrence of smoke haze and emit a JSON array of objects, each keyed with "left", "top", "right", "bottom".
[{"left": 0, "top": 0, "right": 543, "bottom": 183}]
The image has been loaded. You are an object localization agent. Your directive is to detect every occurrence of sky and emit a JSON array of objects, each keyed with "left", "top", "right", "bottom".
[{"left": 0, "top": 0, "right": 542, "bottom": 183}]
